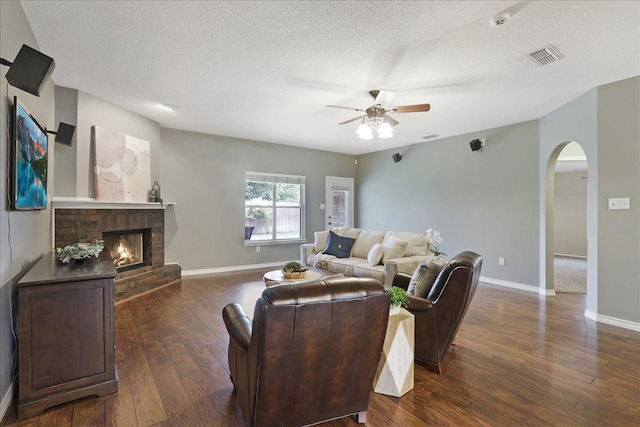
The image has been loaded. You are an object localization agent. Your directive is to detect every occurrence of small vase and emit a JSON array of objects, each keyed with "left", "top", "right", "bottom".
[{"left": 389, "top": 306, "right": 401, "bottom": 316}]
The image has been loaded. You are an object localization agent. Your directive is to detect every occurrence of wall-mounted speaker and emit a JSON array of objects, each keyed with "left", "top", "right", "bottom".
[
  {"left": 55, "top": 122, "right": 76, "bottom": 146},
  {"left": 470, "top": 138, "right": 484, "bottom": 152},
  {"left": 46, "top": 122, "right": 76, "bottom": 146},
  {"left": 392, "top": 153, "right": 402, "bottom": 163},
  {"left": 4, "top": 44, "right": 55, "bottom": 97}
]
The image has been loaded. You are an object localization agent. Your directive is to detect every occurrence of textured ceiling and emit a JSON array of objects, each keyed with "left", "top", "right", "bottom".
[{"left": 19, "top": 1, "right": 640, "bottom": 155}]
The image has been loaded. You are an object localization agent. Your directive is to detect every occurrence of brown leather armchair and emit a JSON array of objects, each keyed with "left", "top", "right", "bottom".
[
  {"left": 223, "top": 277, "right": 390, "bottom": 427},
  {"left": 393, "top": 251, "right": 483, "bottom": 374}
]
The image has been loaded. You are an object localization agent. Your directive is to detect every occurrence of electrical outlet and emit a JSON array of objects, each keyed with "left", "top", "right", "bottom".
[
  {"left": 256, "top": 246, "right": 260, "bottom": 253},
  {"left": 499, "top": 257, "right": 505, "bottom": 266}
]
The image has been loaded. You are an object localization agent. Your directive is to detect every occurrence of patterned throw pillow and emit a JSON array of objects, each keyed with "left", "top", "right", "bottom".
[
  {"left": 367, "top": 243, "right": 384, "bottom": 266},
  {"left": 407, "top": 261, "right": 428, "bottom": 295},
  {"left": 322, "top": 231, "right": 356, "bottom": 258},
  {"left": 414, "top": 256, "right": 447, "bottom": 298}
]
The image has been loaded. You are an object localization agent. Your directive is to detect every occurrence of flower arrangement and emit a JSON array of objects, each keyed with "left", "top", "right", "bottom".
[
  {"left": 55, "top": 240, "right": 105, "bottom": 264},
  {"left": 389, "top": 286, "right": 409, "bottom": 310},
  {"left": 281, "top": 261, "right": 308, "bottom": 279},
  {"left": 426, "top": 229, "right": 446, "bottom": 256}
]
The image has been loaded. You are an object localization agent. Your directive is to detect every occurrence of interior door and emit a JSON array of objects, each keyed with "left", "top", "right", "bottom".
[{"left": 325, "top": 176, "right": 354, "bottom": 230}]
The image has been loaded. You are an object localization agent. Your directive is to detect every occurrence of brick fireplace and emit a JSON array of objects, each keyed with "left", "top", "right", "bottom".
[{"left": 54, "top": 204, "right": 181, "bottom": 301}]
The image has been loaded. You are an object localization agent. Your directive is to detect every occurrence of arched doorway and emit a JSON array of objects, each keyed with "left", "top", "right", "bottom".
[{"left": 552, "top": 142, "right": 588, "bottom": 294}]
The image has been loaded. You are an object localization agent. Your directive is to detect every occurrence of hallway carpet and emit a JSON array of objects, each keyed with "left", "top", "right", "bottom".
[{"left": 554, "top": 255, "right": 587, "bottom": 294}]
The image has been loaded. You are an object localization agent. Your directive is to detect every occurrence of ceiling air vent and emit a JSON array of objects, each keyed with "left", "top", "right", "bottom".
[{"left": 529, "top": 46, "right": 562, "bottom": 66}]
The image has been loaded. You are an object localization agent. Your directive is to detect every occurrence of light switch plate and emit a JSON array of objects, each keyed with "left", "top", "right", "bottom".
[{"left": 608, "top": 198, "right": 630, "bottom": 210}]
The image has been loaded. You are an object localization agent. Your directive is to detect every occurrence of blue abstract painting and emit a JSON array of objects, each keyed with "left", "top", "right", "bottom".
[{"left": 14, "top": 101, "right": 48, "bottom": 209}]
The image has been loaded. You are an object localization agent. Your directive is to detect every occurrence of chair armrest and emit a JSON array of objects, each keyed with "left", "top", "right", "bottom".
[
  {"left": 222, "top": 303, "right": 252, "bottom": 353},
  {"left": 392, "top": 272, "right": 412, "bottom": 290},
  {"left": 406, "top": 295, "right": 433, "bottom": 312},
  {"left": 300, "top": 243, "right": 314, "bottom": 267},
  {"left": 385, "top": 255, "right": 433, "bottom": 276}
]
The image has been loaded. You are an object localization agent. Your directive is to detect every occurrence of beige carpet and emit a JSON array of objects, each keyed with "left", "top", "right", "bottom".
[{"left": 554, "top": 255, "right": 587, "bottom": 294}]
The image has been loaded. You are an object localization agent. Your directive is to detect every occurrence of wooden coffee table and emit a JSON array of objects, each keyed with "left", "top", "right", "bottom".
[{"left": 263, "top": 269, "right": 322, "bottom": 286}]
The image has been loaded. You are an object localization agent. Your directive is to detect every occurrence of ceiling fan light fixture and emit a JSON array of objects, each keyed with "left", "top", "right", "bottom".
[
  {"left": 358, "top": 130, "right": 374, "bottom": 140},
  {"left": 377, "top": 122, "right": 393, "bottom": 138}
]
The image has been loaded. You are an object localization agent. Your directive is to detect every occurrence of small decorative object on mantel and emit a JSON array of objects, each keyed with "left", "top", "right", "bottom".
[
  {"left": 148, "top": 180, "right": 162, "bottom": 203},
  {"left": 281, "top": 261, "right": 308, "bottom": 279},
  {"left": 55, "top": 240, "right": 105, "bottom": 264},
  {"left": 389, "top": 286, "right": 409, "bottom": 315},
  {"left": 426, "top": 228, "right": 447, "bottom": 257}
]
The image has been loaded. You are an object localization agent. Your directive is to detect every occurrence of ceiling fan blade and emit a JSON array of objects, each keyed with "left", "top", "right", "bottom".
[
  {"left": 371, "top": 89, "right": 395, "bottom": 106},
  {"left": 384, "top": 114, "right": 399, "bottom": 127},
  {"left": 338, "top": 116, "right": 363, "bottom": 125},
  {"left": 326, "top": 105, "right": 364, "bottom": 112},
  {"left": 392, "top": 103, "right": 431, "bottom": 113}
]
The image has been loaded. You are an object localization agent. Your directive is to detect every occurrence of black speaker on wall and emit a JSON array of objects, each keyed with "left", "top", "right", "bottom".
[
  {"left": 392, "top": 153, "right": 402, "bottom": 163},
  {"left": 469, "top": 138, "right": 484, "bottom": 152},
  {"left": 46, "top": 122, "right": 76, "bottom": 146},
  {"left": 4, "top": 44, "right": 55, "bottom": 97}
]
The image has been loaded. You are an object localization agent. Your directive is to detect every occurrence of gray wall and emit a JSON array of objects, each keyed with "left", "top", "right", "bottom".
[
  {"left": 554, "top": 171, "right": 588, "bottom": 257},
  {"left": 540, "top": 76, "right": 640, "bottom": 323},
  {"left": 356, "top": 120, "right": 540, "bottom": 286},
  {"left": 53, "top": 89, "right": 161, "bottom": 198},
  {"left": 596, "top": 77, "right": 640, "bottom": 323},
  {"left": 53, "top": 86, "right": 78, "bottom": 196},
  {"left": 0, "top": 0, "right": 55, "bottom": 414},
  {"left": 160, "top": 128, "right": 356, "bottom": 270}
]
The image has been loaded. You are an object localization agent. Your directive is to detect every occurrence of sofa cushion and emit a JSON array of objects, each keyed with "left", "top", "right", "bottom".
[
  {"left": 353, "top": 263, "right": 385, "bottom": 282},
  {"left": 323, "top": 231, "right": 356, "bottom": 258},
  {"left": 386, "top": 231, "right": 430, "bottom": 257},
  {"left": 313, "top": 231, "right": 329, "bottom": 253},
  {"left": 352, "top": 229, "right": 386, "bottom": 258},
  {"left": 382, "top": 236, "right": 408, "bottom": 263},
  {"left": 367, "top": 243, "right": 384, "bottom": 266},
  {"left": 413, "top": 256, "right": 447, "bottom": 298},
  {"left": 327, "top": 257, "right": 365, "bottom": 276}
]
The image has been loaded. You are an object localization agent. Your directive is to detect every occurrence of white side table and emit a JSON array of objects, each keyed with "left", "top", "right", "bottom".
[{"left": 373, "top": 308, "right": 415, "bottom": 397}]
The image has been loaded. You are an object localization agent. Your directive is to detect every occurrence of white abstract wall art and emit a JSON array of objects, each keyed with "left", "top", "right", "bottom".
[{"left": 93, "top": 126, "right": 151, "bottom": 202}]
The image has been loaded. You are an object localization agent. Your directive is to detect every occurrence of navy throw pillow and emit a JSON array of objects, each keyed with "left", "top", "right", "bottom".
[{"left": 323, "top": 231, "right": 356, "bottom": 258}]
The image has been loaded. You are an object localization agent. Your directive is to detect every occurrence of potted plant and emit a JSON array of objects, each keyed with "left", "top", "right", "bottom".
[
  {"left": 281, "top": 261, "right": 308, "bottom": 279},
  {"left": 389, "top": 286, "right": 409, "bottom": 315}
]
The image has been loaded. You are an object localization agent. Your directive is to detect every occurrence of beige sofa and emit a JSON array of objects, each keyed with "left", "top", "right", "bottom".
[{"left": 300, "top": 226, "right": 435, "bottom": 288}]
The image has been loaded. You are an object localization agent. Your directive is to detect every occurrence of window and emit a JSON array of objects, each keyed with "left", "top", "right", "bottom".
[{"left": 245, "top": 172, "right": 305, "bottom": 244}]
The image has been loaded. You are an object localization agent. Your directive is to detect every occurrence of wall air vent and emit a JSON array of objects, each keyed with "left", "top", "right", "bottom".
[{"left": 529, "top": 46, "right": 562, "bottom": 66}]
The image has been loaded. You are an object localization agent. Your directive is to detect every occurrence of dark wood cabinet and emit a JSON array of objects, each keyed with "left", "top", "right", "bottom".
[{"left": 17, "top": 251, "right": 118, "bottom": 419}]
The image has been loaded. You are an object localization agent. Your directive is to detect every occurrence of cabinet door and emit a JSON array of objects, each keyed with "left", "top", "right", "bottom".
[{"left": 19, "top": 279, "right": 115, "bottom": 401}]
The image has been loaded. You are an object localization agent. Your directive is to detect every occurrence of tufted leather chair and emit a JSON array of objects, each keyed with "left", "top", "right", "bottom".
[
  {"left": 393, "top": 251, "right": 483, "bottom": 374},
  {"left": 223, "top": 276, "right": 390, "bottom": 427}
]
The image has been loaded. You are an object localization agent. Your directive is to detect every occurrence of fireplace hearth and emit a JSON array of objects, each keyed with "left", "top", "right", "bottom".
[{"left": 54, "top": 207, "right": 181, "bottom": 301}]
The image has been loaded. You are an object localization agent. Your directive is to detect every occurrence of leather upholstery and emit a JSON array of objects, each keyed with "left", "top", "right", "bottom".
[
  {"left": 393, "top": 251, "right": 483, "bottom": 373},
  {"left": 223, "top": 276, "right": 390, "bottom": 426}
]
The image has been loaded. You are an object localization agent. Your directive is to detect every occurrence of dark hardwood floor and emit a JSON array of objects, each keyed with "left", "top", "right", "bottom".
[{"left": 3, "top": 268, "right": 639, "bottom": 426}]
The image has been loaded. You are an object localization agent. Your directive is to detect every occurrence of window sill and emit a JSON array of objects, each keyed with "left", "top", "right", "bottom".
[{"left": 244, "top": 238, "right": 306, "bottom": 247}]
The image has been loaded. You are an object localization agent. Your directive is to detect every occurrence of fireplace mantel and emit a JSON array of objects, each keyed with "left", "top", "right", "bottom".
[{"left": 52, "top": 197, "right": 174, "bottom": 210}]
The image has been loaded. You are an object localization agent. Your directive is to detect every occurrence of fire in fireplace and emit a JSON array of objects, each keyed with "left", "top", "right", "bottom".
[{"left": 102, "top": 229, "right": 150, "bottom": 272}]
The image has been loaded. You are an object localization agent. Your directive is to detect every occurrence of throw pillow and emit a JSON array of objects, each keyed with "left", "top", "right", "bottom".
[
  {"left": 367, "top": 243, "right": 384, "bottom": 266},
  {"left": 313, "top": 231, "right": 329, "bottom": 253},
  {"left": 414, "top": 256, "right": 447, "bottom": 298},
  {"left": 382, "top": 236, "right": 408, "bottom": 263},
  {"left": 407, "top": 261, "right": 428, "bottom": 295},
  {"left": 322, "top": 231, "right": 356, "bottom": 259}
]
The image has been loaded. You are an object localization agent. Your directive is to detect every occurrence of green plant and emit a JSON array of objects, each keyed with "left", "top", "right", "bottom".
[
  {"left": 389, "top": 286, "right": 409, "bottom": 309},
  {"left": 282, "top": 261, "right": 306, "bottom": 272},
  {"left": 55, "top": 240, "right": 104, "bottom": 264}
]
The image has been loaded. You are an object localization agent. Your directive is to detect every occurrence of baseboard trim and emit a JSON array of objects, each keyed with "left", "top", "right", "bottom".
[
  {"left": 480, "top": 276, "right": 555, "bottom": 296},
  {"left": 554, "top": 253, "right": 588, "bottom": 259},
  {"left": 0, "top": 381, "right": 14, "bottom": 424},
  {"left": 181, "top": 261, "right": 284, "bottom": 277},
  {"left": 585, "top": 310, "right": 640, "bottom": 332}
]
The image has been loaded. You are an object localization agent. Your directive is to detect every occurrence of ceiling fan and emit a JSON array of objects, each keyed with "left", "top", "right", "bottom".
[{"left": 326, "top": 90, "right": 430, "bottom": 140}]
